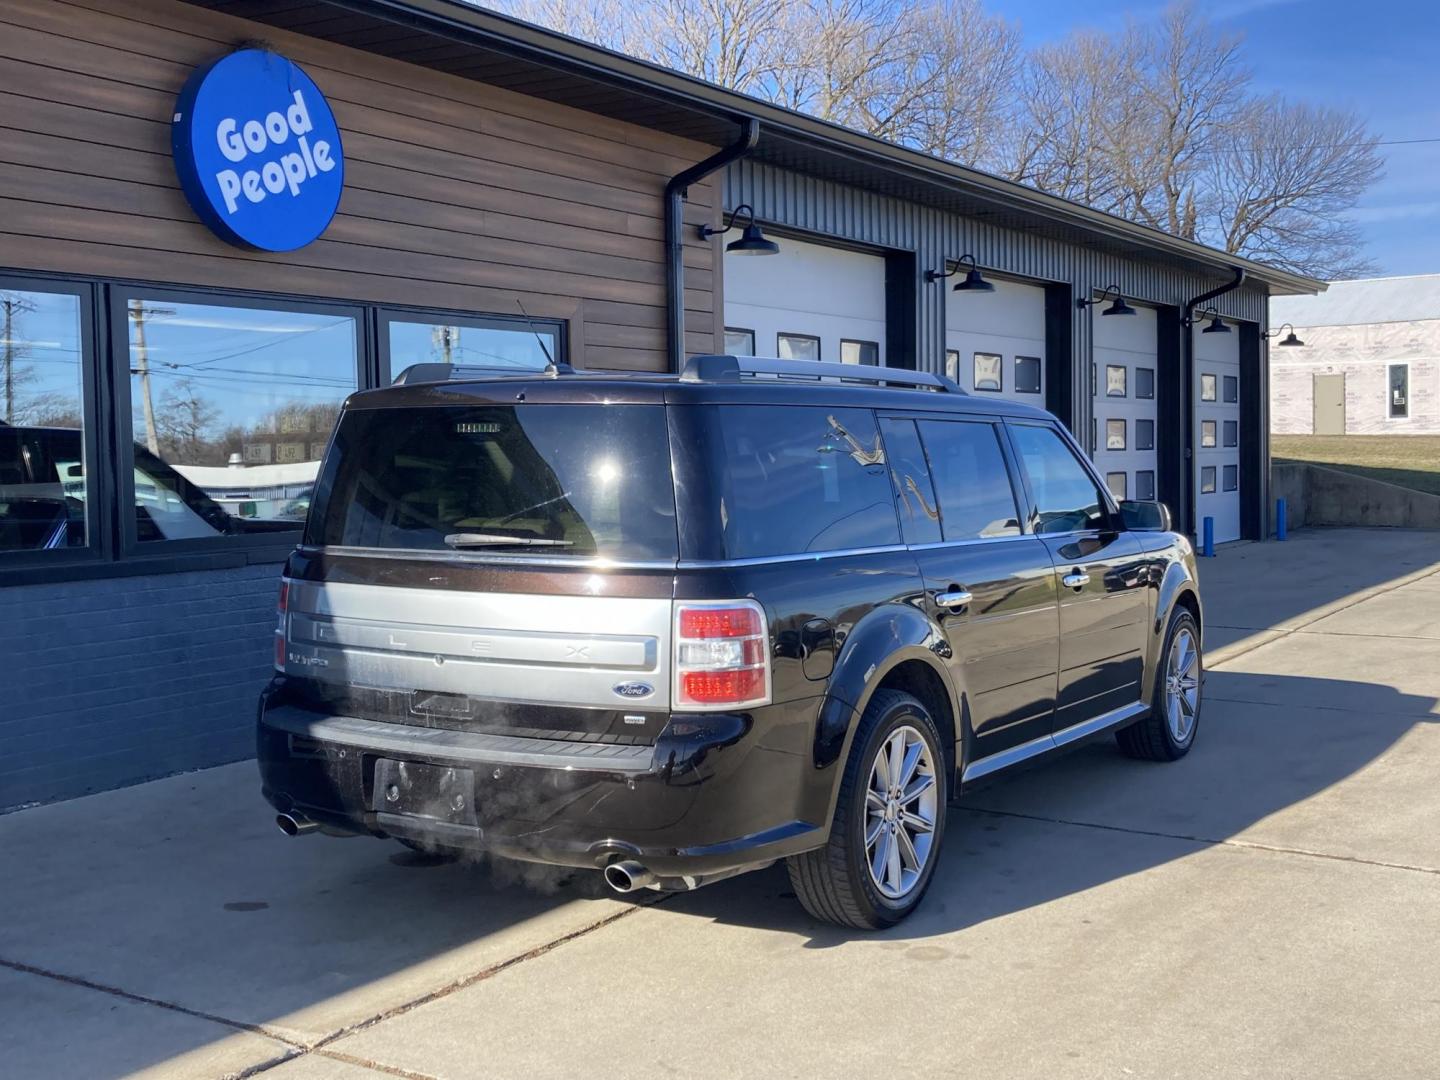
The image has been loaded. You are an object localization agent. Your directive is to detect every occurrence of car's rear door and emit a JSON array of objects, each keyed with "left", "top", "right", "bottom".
[
  {"left": 880, "top": 415, "right": 1059, "bottom": 757},
  {"left": 1003, "top": 420, "right": 1148, "bottom": 731}
]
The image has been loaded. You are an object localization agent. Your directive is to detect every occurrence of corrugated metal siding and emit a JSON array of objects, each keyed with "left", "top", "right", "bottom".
[{"left": 726, "top": 158, "right": 1269, "bottom": 456}]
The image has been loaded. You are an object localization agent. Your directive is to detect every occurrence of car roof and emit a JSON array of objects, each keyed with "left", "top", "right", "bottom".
[{"left": 345, "top": 366, "right": 1057, "bottom": 421}]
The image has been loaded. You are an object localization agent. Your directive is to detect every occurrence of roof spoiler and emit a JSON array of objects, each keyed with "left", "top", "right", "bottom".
[{"left": 680, "top": 354, "right": 963, "bottom": 393}]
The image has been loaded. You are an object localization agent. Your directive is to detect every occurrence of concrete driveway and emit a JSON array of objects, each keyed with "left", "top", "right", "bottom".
[{"left": 3, "top": 527, "right": 1439, "bottom": 1079}]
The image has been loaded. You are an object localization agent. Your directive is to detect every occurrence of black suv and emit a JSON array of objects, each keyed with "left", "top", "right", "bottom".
[{"left": 258, "top": 355, "right": 1203, "bottom": 928}]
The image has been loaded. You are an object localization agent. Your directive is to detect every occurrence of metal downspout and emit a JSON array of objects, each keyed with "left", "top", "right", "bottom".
[
  {"left": 665, "top": 118, "right": 760, "bottom": 372},
  {"left": 1180, "top": 266, "right": 1246, "bottom": 534}
]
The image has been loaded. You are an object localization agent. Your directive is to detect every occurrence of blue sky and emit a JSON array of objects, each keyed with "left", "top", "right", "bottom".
[{"left": 999, "top": 0, "right": 1440, "bottom": 278}]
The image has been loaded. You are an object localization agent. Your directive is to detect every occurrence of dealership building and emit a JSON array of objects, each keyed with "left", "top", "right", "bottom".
[{"left": 1, "top": 0, "right": 1321, "bottom": 808}]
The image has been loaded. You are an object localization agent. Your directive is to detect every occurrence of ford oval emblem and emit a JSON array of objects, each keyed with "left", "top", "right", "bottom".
[{"left": 613, "top": 681, "right": 655, "bottom": 700}]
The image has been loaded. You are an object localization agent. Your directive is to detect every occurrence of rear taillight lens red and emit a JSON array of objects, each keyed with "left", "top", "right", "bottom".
[
  {"left": 674, "top": 601, "right": 769, "bottom": 709},
  {"left": 274, "top": 578, "right": 290, "bottom": 671}
]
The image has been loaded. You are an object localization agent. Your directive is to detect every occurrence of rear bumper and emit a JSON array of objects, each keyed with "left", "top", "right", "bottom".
[{"left": 257, "top": 680, "right": 828, "bottom": 879}]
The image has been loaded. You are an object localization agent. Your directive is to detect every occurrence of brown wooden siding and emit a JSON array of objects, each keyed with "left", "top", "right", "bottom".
[{"left": 0, "top": 0, "right": 723, "bottom": 370}]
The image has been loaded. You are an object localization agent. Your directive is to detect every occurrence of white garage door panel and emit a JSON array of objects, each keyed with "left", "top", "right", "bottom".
[
  {"left": 1093, "top": 304, "right": 1159, "bottom": 505},
  {"left": 946, "top": 278, "right": 1046, "bottom": 405},
  {"left": 1195, "top": 323, "right": 1242, "bottom": 543},
  {"left": 724, "top": 237, "right": 887, "bottom": 364}
]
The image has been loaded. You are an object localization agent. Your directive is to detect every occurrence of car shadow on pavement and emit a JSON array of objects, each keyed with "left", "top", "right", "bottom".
[{"left": 662, "top": 670, "right": 1438, "bottom": 946}]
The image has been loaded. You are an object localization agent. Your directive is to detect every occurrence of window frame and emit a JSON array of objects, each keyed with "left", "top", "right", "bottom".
[
  {"left": 1223, "top": 464, "right": 1239, "bottom": 492},
  {"left": 724, "top": 326, "right": 756, "bottom": 357},
  {"left": 1200, "top": 372, "right": 1218, "bottom": 402},
  {"left": 1013, "top": 355, "right": 1042, "bottom": 395},
  {"left": 944, "top": 349, "right": 960, "bottom": 382},
  {"left": 840, "top": 339, "right": 880, "bottom": 366},
  {"left": 1387, "top": 362, "right": 1410, "bottom": 420},
  {"left": 0, "top": 274, "right": 108, "bottom": 575},
  {"left": 1200, "top": 465, "right": 1217, "bottom": 494},
  {"left": 1106, "top": 418, "right": 1126, "bottom": 450},
  {"left": 1135, "top": 367, "right": 1155, "bottom": 400},
  {"left": 1135, "top": 418, "right": 1155, "bottom": 451},
  {"left": 1002, "top": 417, "right": 1120, "bottom": 537},
  {"left": 1136, "top": 469, "right": 1156, "bottom": 501},
  {"left": 108, "top": 285, "right": 370, "bottom": 561},
  {"left": 1201, "top": 419, "right": 1218, "bottom": 448},
  {"left": 379, "top": 305, "right": 567, "bottom": 380},
  {"left": 1222, "top": 374, "right": 1238, "bottom": 403},
  {"left": 972, "top": 351, "right": 1003, "bottom": 392},
  {"left": 1106, "top": 471, "right": 1127, "bottom": 500},
  {"left": 1105, "top": 364, "right": 1127, "bottom": 397},
  {"left": 1223, "top": 419, "right": 1238, "bottom": 448},
  {"left": 776, "top": 331, "right": 821, "bottom": 361}
]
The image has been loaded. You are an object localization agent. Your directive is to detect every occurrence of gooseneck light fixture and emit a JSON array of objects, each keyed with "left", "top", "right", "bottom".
[
  {"left": 1267, "top": 323, "right": 1305, "bottom": 347},
  {"left": 925, "top": 254, "right": 995, "bottom": 292},
  {"left": 1077, "top": 285, "right": 1135, "bottom": 316},
  {"left": 1196, "top": 307, "right": 1231, "bottom": 334},
  {"left": 698, "top": 203, "right": 779, "bottom": 255}
]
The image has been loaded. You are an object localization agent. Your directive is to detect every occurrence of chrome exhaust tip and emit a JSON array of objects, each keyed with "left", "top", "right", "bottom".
[
  {"left": 603, "top": 860, "right": 656, "bottom": 893},
  {"left": 276, "top": 812, "right": 319, "bottom": 837}
]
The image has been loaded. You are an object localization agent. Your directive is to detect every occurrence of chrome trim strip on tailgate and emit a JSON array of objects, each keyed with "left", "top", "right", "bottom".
[{"left": 263, "top": 707, "right": 655, "bottom": 773}]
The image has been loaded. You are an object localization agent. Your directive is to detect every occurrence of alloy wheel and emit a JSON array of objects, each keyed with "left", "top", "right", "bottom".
[
  {"left": 1164, "top": 627, "right": 1201, "bottom": 743},
  {"left": 864, "top": 724, "right": 938, "bottom": 900}
]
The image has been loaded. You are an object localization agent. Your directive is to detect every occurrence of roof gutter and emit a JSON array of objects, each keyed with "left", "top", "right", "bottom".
[
  {"left": 664, "top": 118, "right": 760, "bottom": 371},
  {"left": 1178, "top": 266, "right": 1246, "bottom": 533}
]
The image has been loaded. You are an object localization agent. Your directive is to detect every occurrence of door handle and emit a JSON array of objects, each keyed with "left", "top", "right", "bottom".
[
  {"left": 1061, "top": 570, "right": 1090, "bottom": 589},
  {"left": 934, "top": 588, "right": 973, "bottom": 609}
]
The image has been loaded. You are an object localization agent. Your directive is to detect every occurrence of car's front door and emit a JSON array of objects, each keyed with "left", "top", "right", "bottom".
[
  {"left": 880, "top": 416, "right": 1059, "bottom": 758},
  {"left": 1004, "top": 421, "right": 1149, "bottom": 731}
]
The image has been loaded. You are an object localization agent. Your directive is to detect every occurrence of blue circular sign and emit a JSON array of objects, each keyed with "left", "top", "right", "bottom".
[{"left": 172, "top": 50, "right": 344, "bottom": 252}]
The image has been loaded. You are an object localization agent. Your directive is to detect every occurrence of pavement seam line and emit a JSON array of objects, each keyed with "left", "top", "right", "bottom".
[
  {"left": 1201, "top": 692, "right": 1439, "bottom": 721},
  {"left": 0, "top": 956, "right": 311, "bottom": 1050},
  {"left": 968, "top": 807, "right": 1440, "bottom": 876},
  {"left": 1207, "top": 565, "right": 1440, "bottom": 670},
  {"left": 313, "top": 1048, "right": 443, "bottom": 1080}
]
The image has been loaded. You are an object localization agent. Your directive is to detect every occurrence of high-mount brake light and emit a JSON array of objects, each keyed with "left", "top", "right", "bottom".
[
  {"left": 673, "top": 600, "right": 770, "bottom": 709},
  {"left": 274, "top": 578, "right": 290, "bottom": 671}
]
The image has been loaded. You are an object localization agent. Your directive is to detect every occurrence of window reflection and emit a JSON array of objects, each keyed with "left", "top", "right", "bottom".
[
  {"left": 125, "top": 299, "right": 356, "bottom": 541},
  {"left": 387, "top": 318, "right": 558, "bottom": 379},
  {"left": 0, "top": 288, "right": 87, "bottom": 552}
]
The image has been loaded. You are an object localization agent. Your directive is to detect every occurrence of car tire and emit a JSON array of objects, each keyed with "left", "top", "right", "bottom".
[
  {"left": 1116, "top": 606, "right": 1203, "bottom": 762},
  {"left": 787, "top": 689, "right": 948, "bottom": 929}
]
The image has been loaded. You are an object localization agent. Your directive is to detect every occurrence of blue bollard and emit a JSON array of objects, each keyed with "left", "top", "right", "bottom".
[
  {"left": 1201, "top": 516, "right": 1215, "bottom": 558},
  {"left": 1276, "top": 497, "right": 1288, "bottom": 541}
]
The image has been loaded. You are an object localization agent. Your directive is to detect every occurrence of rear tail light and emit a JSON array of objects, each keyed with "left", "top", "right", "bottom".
[
  {"left": 274, "top": 578, "right": 290, "bottom": 671},
  {"left": 673, "top": 600, "right": 770, "bottom": 710}
]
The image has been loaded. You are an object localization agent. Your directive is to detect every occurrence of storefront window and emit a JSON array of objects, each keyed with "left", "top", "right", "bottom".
[
  {"left": 386, "top": 314, "right": 560, "bottom": 379},
  {"left": 124, "top": 298, "right": 357, "bottom": 542},
  {"left": 0, "top": 287, "right": 88, "bottom": 552}
]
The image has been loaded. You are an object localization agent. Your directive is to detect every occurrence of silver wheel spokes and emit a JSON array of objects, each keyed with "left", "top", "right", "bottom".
[
  {"left": 1164, "top": 627, "right": 1200, "bottom": 743},
  {"left": 865, "top": 724, "right": 938, "bottom": 900}
]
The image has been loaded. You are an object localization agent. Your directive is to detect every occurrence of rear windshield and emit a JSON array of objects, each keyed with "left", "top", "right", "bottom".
[{"left": 306, "top": 404, "right": 678, "bottom": 560}]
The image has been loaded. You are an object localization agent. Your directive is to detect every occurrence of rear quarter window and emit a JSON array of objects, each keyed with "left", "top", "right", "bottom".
[{"left": 674, "top": 405, "right": 899, "bottom": 560}]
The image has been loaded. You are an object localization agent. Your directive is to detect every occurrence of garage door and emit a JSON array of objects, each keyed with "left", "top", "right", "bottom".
[
  {"left": 945, "top": 278, "right": 1046, "bottom": 406},
  {"left": 1194, "top": 319, "right": 1242, "bottom": 543},
  {"left": 723, "top": 236, "right": 886, "bottom": 364},
  {"left": 1092, "top": 303, "right": 1159, "bottom": 506}
]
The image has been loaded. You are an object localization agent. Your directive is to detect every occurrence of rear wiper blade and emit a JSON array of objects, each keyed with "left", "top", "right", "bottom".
[{"left": 443, "top": 533, "right": 575, "bottom": 548}]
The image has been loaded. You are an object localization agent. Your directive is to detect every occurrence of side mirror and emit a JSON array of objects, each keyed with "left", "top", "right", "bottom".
[{"left": 1120, "top": 500, "right": 1171, "bottom": 532}]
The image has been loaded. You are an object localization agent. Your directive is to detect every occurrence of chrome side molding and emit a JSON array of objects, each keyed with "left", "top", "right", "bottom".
[{"left": 961, "top": 701, "right": 1149, "bottom": 784}]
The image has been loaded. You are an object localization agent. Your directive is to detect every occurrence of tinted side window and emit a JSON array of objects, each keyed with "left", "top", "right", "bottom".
[
  {"left": 879, "top": 418, "right": 941, "bottom": 544},
  {"left": 1007, "top": 423, "right": 1109, "bottom": 535},
  {"left": 678, "top": 406, "right": 898, "bottom": 559},
  {"left": 917, "top": 421, "right": 1021, "bottom": 540}
]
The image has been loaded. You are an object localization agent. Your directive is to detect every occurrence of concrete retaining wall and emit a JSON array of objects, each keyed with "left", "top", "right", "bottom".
[{"left": 1270, "top": 461, "right": 1440, "bottom": 532}]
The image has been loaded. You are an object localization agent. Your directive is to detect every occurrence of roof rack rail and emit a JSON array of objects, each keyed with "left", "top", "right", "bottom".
[
  {"left": 680, "top": 354, "right": 963, "bottom": 393},
  {"left": 392, "top": 361, "right": 575, "bottom": 385}
]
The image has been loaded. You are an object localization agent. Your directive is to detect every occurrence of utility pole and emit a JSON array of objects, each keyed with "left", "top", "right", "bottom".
[
  {"left": 431, "top": 324, "right": 458, "bottom": 366},
  {"left": 128, "top": 300, "right": 174, "bottom": 455},
  {"left": 1, "top": 293, "right": 38, "bottom": 424}
]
